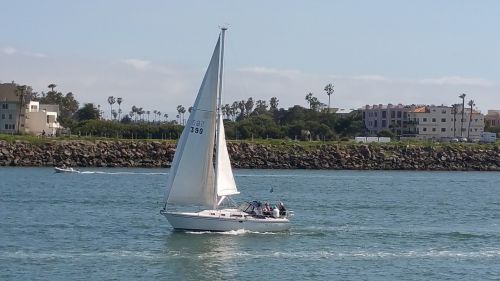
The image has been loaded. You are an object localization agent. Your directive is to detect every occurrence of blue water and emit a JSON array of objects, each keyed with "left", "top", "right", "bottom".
[{"left": 1, "top": 168, "right": 499, "bottom": 280}]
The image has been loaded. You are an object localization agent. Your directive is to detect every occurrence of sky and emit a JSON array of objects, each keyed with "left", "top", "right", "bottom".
[{"left": 1, "top": 0, "right": 499, "bottom": 118}]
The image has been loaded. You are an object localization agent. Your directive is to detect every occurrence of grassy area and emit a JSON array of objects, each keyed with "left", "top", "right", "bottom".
[
  {"left": 0, "top": 134, "right": 177, "bottom": 144},
  {"left": 1, "top": 134, "right": 497, "bottom": 149}
]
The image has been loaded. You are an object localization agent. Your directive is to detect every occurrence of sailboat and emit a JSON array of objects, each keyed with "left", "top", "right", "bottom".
[{"left": 160, "top": 28, "right": 291, "bottom": 232}]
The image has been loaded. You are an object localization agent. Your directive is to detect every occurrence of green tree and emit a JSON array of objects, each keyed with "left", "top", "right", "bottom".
[
  {"left": 377, "top": 129, "right": 395, "bottom": 138},
  {"left": 75, "top": 103, "right": 100, "bottom": 121},
  {"left": 270, "top": 97, "right": 279, "bottom": 110}
]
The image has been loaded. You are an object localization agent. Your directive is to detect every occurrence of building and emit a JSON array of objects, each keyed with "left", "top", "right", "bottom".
[
  {"left": 406, "top": 105, "right": 484, "bottom": 141},
  {"left": 0, "top": 82, "right": 60, "bottom": 135},
  {"left": 330, "top": 107, "right": 355, "bottom": 118},
  {"left": 485, "top": 110, "right": 500, "bottom": 128},
  {"left": 361, "top": 104, "right": 412, "bottom": 136}
]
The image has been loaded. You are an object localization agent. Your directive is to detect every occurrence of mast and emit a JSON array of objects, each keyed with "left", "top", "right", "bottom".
[{"left": 213, "top": 26, "right": 227, "bottom": 210}]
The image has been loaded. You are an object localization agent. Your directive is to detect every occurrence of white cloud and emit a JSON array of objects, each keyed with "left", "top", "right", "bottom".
[
  {"left": 237, "top": 66, "right": 301, "bottom": 77},
  {"left": 418, "top": 76, "right": 493, "bottom": 87},
  {"left": 120, "top": 58, "right": 152, "bottom": 70},
  {"left": 1, "top": 46, "right": 47, "bottom": 58},
  {"left": 1, "top": 54, "right": 499, "bottom": 119},
  {"left": 350, "top": 75, "right": 391, "bottom": 82},
  {"left": 2, "top": 47, "right": 18, "bottom": 55}
]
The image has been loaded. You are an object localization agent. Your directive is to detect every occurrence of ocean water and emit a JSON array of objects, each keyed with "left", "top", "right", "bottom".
[{"left": 1, "top": 167, "right": 499, "bottom": 280}]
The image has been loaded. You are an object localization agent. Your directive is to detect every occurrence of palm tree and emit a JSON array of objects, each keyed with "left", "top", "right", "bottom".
[
  {"left": 459, "top": 93, "right": 466, "bottom": 137},
  {"left": 48, "top": 83, "right": 57, "bottom": 93},
  {"left": 176, "top": 105, "right": 186, "bottom": 125},
  {"left": 15, "top": 85, "right": 32, "bottom": 133},
  {"left": 153, "top": 110, "right": 157, "bottom": 122},
  {"left": 163, "top": 113, "right": 168, "bottom": 122},
  {"left": 157, "top": 111, "right": 161, "bottom": 123},
  {"left": 131, "top": 105, "right": 138, "bottom": 122},
  {"left": 324, "top": 83, "right": 334, "bottom": 113},
  {"left": 452, "top": 104, "right": 459, "bottom": 137},
  {"left": 137, "top": 107, "right": 144, "bottom": 122},
  {"left": 111, "top": 110, "right": 118, "bottom": 120},
  {"left": 146, "top": 110, "right": 151, "bottom": 122},
  {"left": 116, "top": 97, "right": 123, "bottom": 120},
  {"left": 305, "top": 93, "right": 313, "bottom": 109},
  {"left": 467, "top": 99, "right": 475, "bottom": 139},
  {"left": 180, "top": 106, "right": 186, "bottom": 125},
  {"left": 107, "top": 96, "right": 116, "bottom": 120}
]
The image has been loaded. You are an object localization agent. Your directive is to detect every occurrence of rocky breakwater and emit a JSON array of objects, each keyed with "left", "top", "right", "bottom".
[
  {"left": 0, "top": 140, "right": 499, "bottom": 171},
  {"left": 0, "top": 140, "right": 175, "bottom": 168},
  {"left": 228, "top": 142, "right": 500, "bottom": 171}
]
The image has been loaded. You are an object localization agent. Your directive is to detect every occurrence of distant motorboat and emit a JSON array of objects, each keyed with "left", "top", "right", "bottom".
[{"left": 54, "top": 167, "right": 80, "bottom": 173}]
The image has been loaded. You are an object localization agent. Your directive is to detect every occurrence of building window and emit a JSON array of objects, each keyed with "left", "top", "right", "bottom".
[
  {"left": 47, "top": 116, "right": 50, "bottom": 123},
  {"left": 442, "top": 110, "right": 447, "bottom": 114},
  {"left": 397, "top": 111, "right": 402, "bottom": 118},
  {"left": 441, "top": 118, "right": 446, "bottom": 122},
  {"left": 432, "top": 118, "right": 436, "bottom": 122},
  {"left": 8, "top": 114, "right": 12, "bottom": 120},
  {"left": 423, "top": 127, "right": 427, "bottom": 132},
  {"left": 374, "top": 120, "right": 378, "bottom": 127},
  {"left": 382, "top": 111, "right": 386, "bottom": 118},
  {"left": 382, "top": 119, "right": 387, "bottom": 127},
  {"left": 432, "top": 128, "right": 436, "bottom": 132},
  {"left": 1, "top": 103, "right": 8, "bottom": 109},
  {"left": 423, "top": 118, "right": 427, "bottom": 122},
  {"left": 391, "top": 111, "right": 395, "bottom": 118},
  {"left": 4, "top": 124, "right": 7, "bottom": 129},
  {"left": 1, "top": 114, "right": 4, "bottom": 119},
  {"left": 441, "top": 128, "right": 446, "bottom": 132}
]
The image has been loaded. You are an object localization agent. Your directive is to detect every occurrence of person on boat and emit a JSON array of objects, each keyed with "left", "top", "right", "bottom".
[
  {"left": 277, "top": 201, "right": 287, "bottom": 217},
  {"left": 263, "top": 201, "right": 271, "bottom": 216}
]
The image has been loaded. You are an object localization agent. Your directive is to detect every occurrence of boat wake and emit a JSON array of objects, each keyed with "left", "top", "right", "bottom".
[
  {"left": 78, "top": 171, "right": 167, "bottom": 175},
  {"left": 183, "top": 229, "right": 283, "bottom": 235}
]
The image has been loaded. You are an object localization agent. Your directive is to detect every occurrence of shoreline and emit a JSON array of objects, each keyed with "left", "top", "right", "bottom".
[{"left": 0, "top": 139, "right": 499, "bottom": 171}]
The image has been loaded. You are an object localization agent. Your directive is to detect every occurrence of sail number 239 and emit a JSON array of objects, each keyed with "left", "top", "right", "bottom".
[{"left": 190, "top": 120, "right": 205, "bottom": 135}]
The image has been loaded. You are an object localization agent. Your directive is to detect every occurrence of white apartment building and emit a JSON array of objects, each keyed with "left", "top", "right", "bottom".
[
  {"left": 406, "top": 105, "right": 484, "bottom": 141},
  {"left": 24, "top": 101, "right": 60, "bottom": 135}
]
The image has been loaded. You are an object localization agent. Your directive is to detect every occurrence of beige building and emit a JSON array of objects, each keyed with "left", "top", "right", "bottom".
[
  {"left": 0, "top": 82, "right": 60, "bottom": 135},
  {"left": 361, "top": 104, "right": 412, "bottom": 136},
  {"left": 485, "top": 110, "right": 500, "bottom": 127},
  {"left": 406, "top": 105, "right": 484, "bottom": 141}
]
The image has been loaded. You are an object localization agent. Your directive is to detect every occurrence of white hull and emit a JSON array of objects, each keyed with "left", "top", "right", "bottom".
[
  {"left": 161, "top": 209, "right": 290, "bottom": 232},
  {"left": 54, "top": 167, "right": 80, "bottom": 173}
]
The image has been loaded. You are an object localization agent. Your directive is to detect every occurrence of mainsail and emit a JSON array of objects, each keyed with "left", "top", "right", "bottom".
[{"left": 164, "top": 38, "right": 221, "bottom": 208}]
